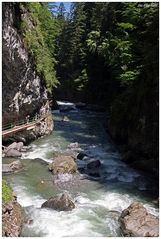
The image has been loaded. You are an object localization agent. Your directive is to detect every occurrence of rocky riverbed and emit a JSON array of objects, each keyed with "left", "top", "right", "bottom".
[{"left": 2, "top": 109, "right": 159, "bottom": 237}]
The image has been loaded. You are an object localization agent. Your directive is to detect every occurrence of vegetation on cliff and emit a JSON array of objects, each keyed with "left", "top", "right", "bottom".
[{"left": 20, "top": 3, "right": 60, "bottom": 93}]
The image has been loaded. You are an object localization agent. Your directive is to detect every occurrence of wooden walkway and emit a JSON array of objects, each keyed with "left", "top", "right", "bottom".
[
  {"left": 2, "top": 122, "right": 37, "bottom": 137},
  {"left": 2, "top": 114, "right": 49, "bottom": 137}
]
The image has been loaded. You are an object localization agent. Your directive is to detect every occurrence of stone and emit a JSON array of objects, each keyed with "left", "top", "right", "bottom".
[
  {"left": 5, "top": 148, "right": 22, "bottom": 157},
  {"left": 52, "top": 173, "right": 84, "bottom": 190},
  {"left": 62, "top": 116, "right": 70, "bottom": 122},
  {"left": 7, "top": 142, "right": 18, "bottom": 151},
  {"left": 6, "top": 142, "right": 24, "bottom": 151},
  {"left": 63, "top": 150, "right": 77, "bottom": 159},
  {"left": 68, "top": 142, "right": 79, "bottom": 149},
  {"left": 2, "top": 160, "right": 23, "bottom": 173},
  {"left": 16, "top": 142, "right": 24, "bottom": 151},
  {"left": 77, "top": 152, "right": 88, "bottom": 160},
  {"left": 41, "top": 193, "right": 75, "bottom": 211},
  {"left": 87, "top": 159, "right": 101, "bottom": 169},
  {"left": 9, "top": 160, "right": 23, "bottom": 171},
  {"left": 2, "top": 164, "right": 13, "bottom": 173},
  {"left": 48, "top": 155, "right": 77, "bottom": 174},
  {"left": 119, "top": 202, "right": 159, "bottom": 237},
  {"left": 20, "top": 148, "right": 27, "bottom": 152}
]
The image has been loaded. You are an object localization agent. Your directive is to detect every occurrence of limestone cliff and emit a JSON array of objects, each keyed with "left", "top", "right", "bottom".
[
  {"left": 2, "top": 3, "right": 53, "bottom": 139},
  {"left": 3, "top": 3, "right": 47, "bottom": 122}
]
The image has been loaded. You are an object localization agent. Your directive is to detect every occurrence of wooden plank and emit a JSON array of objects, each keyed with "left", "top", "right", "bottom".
[{"left": 2, "top": 122, "right": 36, "bottom": 136}]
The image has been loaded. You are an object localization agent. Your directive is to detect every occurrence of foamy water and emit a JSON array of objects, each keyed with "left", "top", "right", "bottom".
[{"left": 3, "top": 110, "right": 159, "bottom": 237}]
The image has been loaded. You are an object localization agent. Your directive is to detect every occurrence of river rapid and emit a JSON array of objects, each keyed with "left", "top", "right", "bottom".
[{"left": 3, "top": 108, "right": 159, "bottom": 237}]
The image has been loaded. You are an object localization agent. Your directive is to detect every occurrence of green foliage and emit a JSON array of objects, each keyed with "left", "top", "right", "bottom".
[
  {"left": 120, "top": 70, "right": 140, "bottom": 86},
  {"left": 74, "top": 69, "right": 88, "bottom": 91},
  {"left": 117, "top": 22, "right": 134, "bottom": 30},
  {"left": 86, "top": 31, "right": 100, "bottom": 53},
  {"left": 2, "top": 180, "right": 13, "bottom": 203},
  {"left": 20, "top": 3, "right": 60, "bottom": 93},
  {"left": 54, "top": 2, "right": 158, "bottom": 106}
]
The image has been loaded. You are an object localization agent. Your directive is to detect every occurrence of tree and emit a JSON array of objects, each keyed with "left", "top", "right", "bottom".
[{"left": 57, "top": 2, "right": 66, "bottom": 20}]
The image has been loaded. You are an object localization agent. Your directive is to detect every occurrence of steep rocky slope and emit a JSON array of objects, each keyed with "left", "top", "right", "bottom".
[
  {"left": 2, "top": 3, "right": 48, "bottom": 124},
  {"left": 2, "top": 3, "right": 53, "bottom": 140}
]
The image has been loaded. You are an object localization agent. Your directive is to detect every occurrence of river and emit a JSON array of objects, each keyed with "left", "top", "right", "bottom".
[{"left": 3, "top": 109, "right": 159, "bottom": 237}]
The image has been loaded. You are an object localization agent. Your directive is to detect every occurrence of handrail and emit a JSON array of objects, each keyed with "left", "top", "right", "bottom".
[{"left": 2, "top": 113, "right": 50, "bottom": 132}]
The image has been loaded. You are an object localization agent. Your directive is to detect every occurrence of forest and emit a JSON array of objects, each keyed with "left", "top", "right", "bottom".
[
  {"left": 21, "top": 2, "right": 158, "bottom": 173},
  {"left": 2, "top": 2, "right": 159, "bottom": 237},
  {"left": 22, "top": 2, "right": 159, "bottom": 105}
]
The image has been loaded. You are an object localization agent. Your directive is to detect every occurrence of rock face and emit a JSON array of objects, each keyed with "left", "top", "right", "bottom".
[
  {"left": 41, "top": 193, "right": 75, "bottom": 211},
  {"left": 119, "top": 202, "right": 159, "bottom": 237},
  {"left": 108, "top": 73, "right": 159, "bottom": 177},
  {"left": 2, "top": 3, "right": 48, "bottom": 117},
  {"left": 2, "top": 202, "right": 23, "bottom": 237},
  {"left": 48, "top": 155, "right": 77, "bottom": 174},
  {"left": 2, "top": 160, "right": 24, "bottom": 173},
  {"left": 2, "top": 3, "right": 53, "bottom": 142}
]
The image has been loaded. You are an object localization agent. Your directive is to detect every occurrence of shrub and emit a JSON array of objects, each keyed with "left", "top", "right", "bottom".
[{"left": 2, "top": 180, "right": 13, "bottom": 203}]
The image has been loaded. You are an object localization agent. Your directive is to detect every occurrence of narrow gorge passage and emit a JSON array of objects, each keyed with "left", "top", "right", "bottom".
[
  {"left": 3, "top": 108, "right": 159, "bottom": 237},
  {"left": 2, "top": 2, "right": 159, "bottom": 237}
]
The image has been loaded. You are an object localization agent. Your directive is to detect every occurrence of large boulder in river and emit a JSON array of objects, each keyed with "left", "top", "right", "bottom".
[
  {"left": 48, "top": 155, "right": 77, "bottom": 174},
  {"left": 119, "top": 202, "right": 159, "bottom": 237},
  {"left": 41, "top": 193, "right": 75, "bottom": 211},
  {"left": 5, "top": 142, "right": 24, "bottom": 152},
  {"left": 5, "top": 148, "right": 22, "bottom": 157}
]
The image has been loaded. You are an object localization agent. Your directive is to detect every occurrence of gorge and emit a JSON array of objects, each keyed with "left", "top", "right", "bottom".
[{"left": 2, "top": 2, "right": 159, "bottom": 237}]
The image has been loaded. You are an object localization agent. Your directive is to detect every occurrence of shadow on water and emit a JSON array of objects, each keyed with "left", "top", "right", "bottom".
[
  {"left": 2, "top": 110, "right": 158, "bottom": 237},
  {"left": 52, "top": 111, "right": 159, "bottom": 202},
  {"left": 53, "top": 111, "right": 113, "bottom": 147}
]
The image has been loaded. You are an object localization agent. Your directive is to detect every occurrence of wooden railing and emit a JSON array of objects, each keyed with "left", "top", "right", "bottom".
[{"left": 2, "top": 113, "right": 50, "bottom": 137}]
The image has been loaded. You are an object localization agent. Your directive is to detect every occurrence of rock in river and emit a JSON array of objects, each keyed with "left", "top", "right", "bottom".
[
  {"left": 119, "top": 202, "right": 159, "bottom": 237},
  {"left": 68, "top": 142, "right": 79, "bottom": 149},
  {"left": 2, "top": 160, "right": 24, "bottom": 173},
  {"left": 87, "top": 159, "right": 101, "bottom": 169},
  {"left": 41, "top": 193, "right": 75, "bottom": 211},
  {"left": 77, "top": 152, "right": 88, "bottom": 160},
  {"left": 5, "top": 148, "right": 22, "bottom": 157},
  {"left": 48, "top": 155, "right": 77, "bottom": 174}
]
